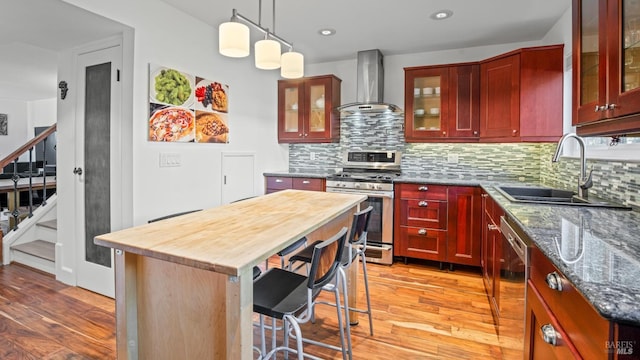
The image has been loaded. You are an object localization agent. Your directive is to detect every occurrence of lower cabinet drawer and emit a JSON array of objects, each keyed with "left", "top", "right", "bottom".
[
  {"left": 530, "top": 247, "right": 609, "bottom": 358},
  {"left": 265, "top": 176, "right": 293, "bottom": 190},
  {"left": 397, "top": 226, "right": 447, "bottom": 261},
  {"left": 292, "top": 177, "right": 324, "bottom": 191},
  {"left": 526, "top": 282, "right": 581, "bottom": 359},
  {"left": 397, "top": 183, "right": 448, "bottom": 200},
  {"left": 399, "top": 199, "right": 448, "bottom": 229}
]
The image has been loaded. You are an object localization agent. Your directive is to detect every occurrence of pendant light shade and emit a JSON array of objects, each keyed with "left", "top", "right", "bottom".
[
  {"left": 255, "top": 39, "right": 281, "bottom": 70},
  {"left": 219, "top": 22, "right": 250, "bottom": 58},
  {"left": 281, "top": 51, "right": 304, "bottom": 79}
]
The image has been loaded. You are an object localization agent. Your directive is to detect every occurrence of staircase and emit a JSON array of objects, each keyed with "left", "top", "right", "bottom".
[
  {"left": 1, "top": 123, "right": 57, "bottom": 272},
  {"left": 11, "top": 219, "right": 56, "bottom": 273}
]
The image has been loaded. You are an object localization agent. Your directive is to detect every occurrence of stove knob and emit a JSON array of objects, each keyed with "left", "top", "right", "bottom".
[
  {"left": 375, "top": 184, "right": 381, "bottom": 190},
  {"left": 354, "top": 183, "right": 361, "bottom": 189}
]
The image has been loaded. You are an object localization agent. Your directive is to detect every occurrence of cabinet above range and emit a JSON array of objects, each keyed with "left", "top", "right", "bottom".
[{"left": 277, "top": 75, "right": 341, "bottom": 143}]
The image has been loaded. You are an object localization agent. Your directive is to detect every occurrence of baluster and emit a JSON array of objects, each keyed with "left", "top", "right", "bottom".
[
  {"left": 11, "top": 158, "right": 19, "bottom": 231},
  {"left": 27, "top": 148, "right": 34, "bottom": 218},
  {"left": 41, "top": 137, "right": 47, "bottom": 206}
]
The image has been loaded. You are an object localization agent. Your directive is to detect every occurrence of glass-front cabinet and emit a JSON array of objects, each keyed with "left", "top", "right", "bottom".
[
  {"left": 404, "top": 64, "right": 479, "bottom": 142},
  {"left": 574, "top": 0, "right": 640, "bottom": 133},
  {"left": 277, "top": 75, "right": 341, "bottom": 143}
]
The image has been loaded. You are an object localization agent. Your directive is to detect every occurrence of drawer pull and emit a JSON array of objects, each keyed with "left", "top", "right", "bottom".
[
  {"left": 302, "top": 180, "right": 310, "bottom": 184},
  {"left": 418, "top": 201, "right": 428, "bottom": 207},
  {"left": 418, "top": 186, "right": 429, "bottom": 191},
  {"left": 540, "top": 324, "right": 558, "bottom": 346},
  {"left": 545, "top": 272, "right": 563, "bottom": 292},
  {"left": 275, "top": 179, "right": 283, "bottom": 183},
  {"left": 418, "top": 229, "right": 427, "bottom": 235}
]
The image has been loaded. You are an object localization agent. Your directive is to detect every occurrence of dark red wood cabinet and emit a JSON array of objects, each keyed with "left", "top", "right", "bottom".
[
  {"left": 395, "top": 183, "right": 481, "bottom": 267},
  {"left": 480, "top": 45, "right": 564, "bottom": 142},
  {"left": 573, "top": 0, "right": 640, "bottom": 135},
  {"left": 277, "top": 75, "right": 341, "bottom": 143},
  {"left": 264, "top": 176, "right": 325, "bottom": 194},
  {"left": 404, "top": 64, "right": 480, "bottom": 142}
]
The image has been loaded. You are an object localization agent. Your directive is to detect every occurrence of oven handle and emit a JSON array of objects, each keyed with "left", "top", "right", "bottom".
[{"left": 326, "top": 188, "right": 393, "bottom": 199}]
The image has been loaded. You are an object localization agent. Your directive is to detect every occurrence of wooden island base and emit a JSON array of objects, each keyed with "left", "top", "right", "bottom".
[{"left": 96, "top": 190, "right": 366, "bottom": 359}]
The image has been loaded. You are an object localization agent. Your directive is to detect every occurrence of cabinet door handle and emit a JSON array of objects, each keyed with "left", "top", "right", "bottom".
[
  {"left": 540, "top": 324, "right": 558, "bottom": 346},
  {"left": 512, "top": 129, "right": 518, "bottom": 135},
  {"left": 545, "top": 271, "right": 563, "bottom": 292},
  {"left": 418, "top": 186, "right": 429, "bottom": 191},
  {"left": 298, "top": 133, "right": 303, "bottom": 137},
  {"left": 418, "top": 201, "right": 428, "bottom": 207},
  {"left": 487, "top": 224, "right": 498, "bottom": 231},
  {"left": 607, "top": 103, "right": 617, "bottom": 110},
  {"left": 275, "top": 179, "right": 283, "bottom": 183},
  {"left": 418, "top": 228, "right": 427, "bottom": 235},
  {"left": 304, "top": 133, "right": 308, "bottom": 137},
  {"left": 302, "top": 180, "right": 310, "bottom": 184}
]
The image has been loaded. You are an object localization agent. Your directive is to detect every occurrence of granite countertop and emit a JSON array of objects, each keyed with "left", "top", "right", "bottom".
[
  {"left": 481, "top": 184, "right": 640, "bottom": 326},
  {"left": 265, "top": 171, "right": 640, "bottom": 325}
]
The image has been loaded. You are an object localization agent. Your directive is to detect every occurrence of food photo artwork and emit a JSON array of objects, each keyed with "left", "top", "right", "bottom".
[
  {"left": 0, "top": 114, "right": 7, "bottom": 135},
  {"left": 148, "top": 64, "right": 229, "bottom": 143}
]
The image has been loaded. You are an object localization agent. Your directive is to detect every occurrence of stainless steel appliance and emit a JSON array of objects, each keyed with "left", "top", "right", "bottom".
[
  {"left": 325, "top": 150, "right": 401, "bottom": 265},
  {"left": 499, "top": 216, "right": 530, "bottom": 355}
]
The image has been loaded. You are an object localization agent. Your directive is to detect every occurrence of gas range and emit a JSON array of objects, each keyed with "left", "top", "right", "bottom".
[
  {"left": 326, "top": 150, "right": 401, "bottom": 194},
  {"left": 325, "top": 150, "right": 401, "bottom": 265}
]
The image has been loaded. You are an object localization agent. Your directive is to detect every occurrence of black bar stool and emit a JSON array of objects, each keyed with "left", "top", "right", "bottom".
[
  {"left": 289, "top": 206, "right": 375, "bottom": 340},
  {"left": 253, "top": 227, "right": 350, "bottom": 360}
]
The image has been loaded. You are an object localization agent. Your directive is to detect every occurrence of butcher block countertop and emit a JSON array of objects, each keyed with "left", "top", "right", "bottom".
[{"left": 94, "top": 189, "right": 366, "bottom": 277}]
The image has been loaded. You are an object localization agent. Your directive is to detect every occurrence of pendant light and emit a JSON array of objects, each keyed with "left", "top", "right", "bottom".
[
  {"left": 281, "top": 51, "right": 304, "bottom": 79},
  {"left": 255, "top": 36, "right": 281, "bottom": 70},
  {"left": 218, "top": 1, "right": 304, "bottom": 78},
  {"left": 218, "top": 20, "right": 250, "bottom": 58}
]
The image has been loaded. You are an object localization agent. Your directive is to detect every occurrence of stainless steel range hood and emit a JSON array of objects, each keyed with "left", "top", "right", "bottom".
[{"left": 337, "top": 49, "right": 402, "bottom": 114}]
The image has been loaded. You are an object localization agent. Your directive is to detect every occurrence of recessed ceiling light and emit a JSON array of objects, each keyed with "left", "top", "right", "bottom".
[
  {"left": 430, "top": 10, "right": 453, "bottom": 20},
  {"left": 318, "top": 28, "right": 336, "bottom": 36}
]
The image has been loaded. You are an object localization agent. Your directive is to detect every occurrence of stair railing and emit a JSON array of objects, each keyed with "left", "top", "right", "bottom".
[{"left": 0, "top": 123, "right": 57, "bottom": 233}]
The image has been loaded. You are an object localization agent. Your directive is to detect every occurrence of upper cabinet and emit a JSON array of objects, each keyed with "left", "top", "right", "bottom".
[
  {"left": 480, "top": 45, "right": 564, "bottom": 142},
  {"left": 404, "top": 64, "right": 480, "bottom": 142},
  {"left": 277, "top": 75, "right": 341, "bottom": 143},
  {"left": 573, "top": 0, "right": 640, "bottom": 135}
]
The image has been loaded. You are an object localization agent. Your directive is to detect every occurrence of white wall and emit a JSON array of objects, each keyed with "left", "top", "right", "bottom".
[
  {"left": 0, "top": 99, "right": 28, "bottom": 161},
  {"left": 60, "top": 0, "right": 289, "bottom": 225},
  {"left": 0, "top": 98, "right": 56, "bottom": 163},
  {"left": 27, "top": 98, "right": 57, "bottom": 129}
]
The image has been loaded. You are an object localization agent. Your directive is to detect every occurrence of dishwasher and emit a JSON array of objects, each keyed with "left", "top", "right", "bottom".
[{"left": 499, "top": 216, "right": 530, "bottom": 352}]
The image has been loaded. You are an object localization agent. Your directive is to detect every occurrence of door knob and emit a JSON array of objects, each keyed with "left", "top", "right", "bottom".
[{"left": 73, "top": 167, "right": 83, "bottom": 175}]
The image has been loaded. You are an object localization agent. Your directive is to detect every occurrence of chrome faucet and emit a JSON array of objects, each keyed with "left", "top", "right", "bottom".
[{"left": 552, "top": 133, "right": 593, "bottom": 199}]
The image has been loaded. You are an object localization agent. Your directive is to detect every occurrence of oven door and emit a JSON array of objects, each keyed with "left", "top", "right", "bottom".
[{"left": 326, "top": 188, "right": 394, "bottom": 265}]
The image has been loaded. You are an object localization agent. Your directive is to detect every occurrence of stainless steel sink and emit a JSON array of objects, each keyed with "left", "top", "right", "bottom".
[{"left": 494, "top": 185, "right": 631, "bottom": 210}]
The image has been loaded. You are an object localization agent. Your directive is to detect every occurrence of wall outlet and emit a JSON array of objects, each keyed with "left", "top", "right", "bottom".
[
  {"left": 310, "top": 152, "right": 316, "bottom": 160},
  {"left": 447, "top": 153, "right": 459, "bottom": 164},
  {"left": 160, "top": 153, "right": 181, "bottom": 167}
]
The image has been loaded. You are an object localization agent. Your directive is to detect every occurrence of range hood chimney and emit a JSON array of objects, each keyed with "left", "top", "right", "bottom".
[{"left": 338, "top": 49, "right": 402, "bottom": 114}]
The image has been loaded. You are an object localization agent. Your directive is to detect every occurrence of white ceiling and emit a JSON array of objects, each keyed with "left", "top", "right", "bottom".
[{"left": 0, "top": 0, "right": 571, "bottom": 102}]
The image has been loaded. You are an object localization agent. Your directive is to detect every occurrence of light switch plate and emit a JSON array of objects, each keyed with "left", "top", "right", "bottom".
[{"left": 160, "top": 153, "right": 181, "bottom": 167}]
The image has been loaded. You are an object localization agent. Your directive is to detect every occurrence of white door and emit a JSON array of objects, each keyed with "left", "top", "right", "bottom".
[
  {"left": 221, "top": 153, "right": 255, "bottom": 204},
  {"left": 74, "top": 43, "right": 122, "bottom": 297}
]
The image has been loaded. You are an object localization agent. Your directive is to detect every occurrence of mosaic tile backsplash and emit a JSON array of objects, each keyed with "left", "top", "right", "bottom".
[{"left": 288, "top": 113, "right": 640, "bottom": 209}]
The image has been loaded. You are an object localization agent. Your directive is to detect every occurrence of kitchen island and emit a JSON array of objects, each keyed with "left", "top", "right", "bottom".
[{"left": 94, "top": 189, "right": 366, "bottom": 360}]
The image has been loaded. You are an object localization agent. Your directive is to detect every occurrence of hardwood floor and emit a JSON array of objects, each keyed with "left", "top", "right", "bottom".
[{"left": 0, "top": 260, "right": 521, "bottom": 359}]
